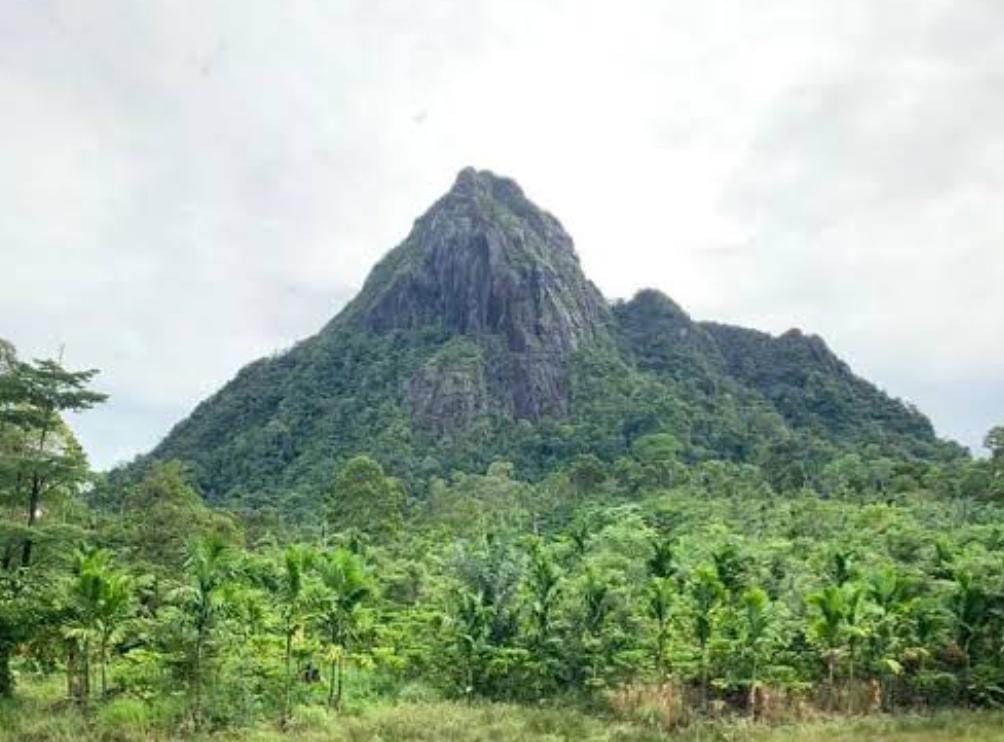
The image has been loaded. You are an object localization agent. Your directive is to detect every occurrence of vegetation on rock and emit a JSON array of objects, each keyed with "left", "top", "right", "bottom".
[
  {"left": 129, "top": 170, "right": 959, "bottom": 509},
  {"left": 1, "top": 170, "right": 999, "bottom": 739}
]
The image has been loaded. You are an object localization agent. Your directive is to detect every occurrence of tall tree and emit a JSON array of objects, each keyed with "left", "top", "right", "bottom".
[
  {"left": 646, "top": 577, "right": 674, "bottom": 677},
  {"left": 985, "top": 426, "right": 1004, "bottom": 496},
  {"left": 65, "top": 547, "right": 133, "bottom": 701},
  {"left": 646, "top": 536, "right": 677, "bottom": 677},
  {"left": 110, "top": 461, "right": 239, "bottom": 571},
  {"left": 739, "top": 586, "right": 773, "bottom": 716},
  {"left": 172, "top": 535, "right": 234, "bottom": 730},
  {"left": 313, "top": 547, "right": 371, "bottom": 709},
  {"left": 328, "top": 456, "right": 405, "bottom": 541},
  {"left": 689, "top": 566, "right": 724, "bottom": 707},
  {"left": 273, "top": 544, "right": 316, "bottom": 727},
  {"left": 984, "top": 425, "right": 1004, "bottom": 463},
  {"left": 0, "top": 345, "right": 106, "bottom": 568}
]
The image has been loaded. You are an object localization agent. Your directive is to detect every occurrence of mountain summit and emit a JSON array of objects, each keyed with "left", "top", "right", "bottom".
[
  {"left": 341, "top": 168, "right": 609, "bottom": 422},
  {"left": 138, "top": 169, "right": 955, "bottom": 505}
]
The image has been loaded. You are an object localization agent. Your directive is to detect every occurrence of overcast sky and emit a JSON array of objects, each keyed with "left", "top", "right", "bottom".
[{"left": 2, "top": 1, "right": 1002, "bottom": 468}]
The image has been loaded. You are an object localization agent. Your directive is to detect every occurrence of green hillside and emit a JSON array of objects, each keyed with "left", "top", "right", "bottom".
[
  {"left": 125, "top": 169, "right": 959, "bottom": 511},
  {"left": 1, "top": 168, "right": 1002, "bottom": 737}
]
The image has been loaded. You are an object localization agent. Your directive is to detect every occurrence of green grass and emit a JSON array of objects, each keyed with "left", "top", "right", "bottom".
[
  {"left": 3, "top": 675, "right": 1004, "bottom": 741},
  {"left": 679, "top": 712, "right": 1004, "bottom": 741}
]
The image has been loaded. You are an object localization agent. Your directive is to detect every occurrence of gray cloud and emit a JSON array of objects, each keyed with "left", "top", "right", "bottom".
[
  {"left": 2, "top": 0, "right": 1001, "bottom": 467},
  {"left": 714, "top": 1, "right": 1004, "bottom": 452}
]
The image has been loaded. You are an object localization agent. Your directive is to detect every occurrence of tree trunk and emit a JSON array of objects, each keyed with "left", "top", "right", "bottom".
[
  {"left": 335, "top": 653, "right": 345, "bottom": 710},
  {"left": 281, "top": 631, "right": 292, "bottom": 727},
  {"left": 21, "top": 427, "right": 50, "bottom": 569},
  {"left": 100, "top": 637, "right": 107, "bottom": 697},
  {"left": 0, "top": 640, "right": 13, "bottom": 698},
  {"left": 328, "top": 657, "right": 337, "bottom": 707},
  {"left": 81, "top": 639, "right": 91, "bottom": 707},
  {"left": 193, "top": 635, "right": 203, "bottom": 730},
  {"left": 846, "top": 643, "right": 856, "bottom": 714},
  {"left": 66, "top": 642, "right": 76, "bottom": 701},
  {"left": 827, "top": 653, "right": 836, "bottom": 711},
  {"left": 700, "top": 645, "right": 708, "bottom": 711},
  {"left": 2, "top": 475, "right": 22, "bottom": 571},
  {"left": 20, "top": 475, "right": 41, "bottom": 568}
]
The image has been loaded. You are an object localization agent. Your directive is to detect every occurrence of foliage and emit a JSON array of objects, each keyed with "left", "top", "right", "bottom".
[
  {"left": 117, "top": 272, "right": 962, "bottom": 506},
  {"left": 2, "top": 337, "right": 1003, "bottom": 738}
]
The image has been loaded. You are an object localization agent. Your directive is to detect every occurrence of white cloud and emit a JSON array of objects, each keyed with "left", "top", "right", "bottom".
[{"left": 2, "top": 0, "right": 1001, "bottom": 466}]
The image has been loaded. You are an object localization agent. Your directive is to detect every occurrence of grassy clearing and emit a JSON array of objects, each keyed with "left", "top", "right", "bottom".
[
  {"left": 3, "top": 676, "right": 1004, "bottom": 741},
  {"left": 235, "top": 705, "right": 1004, "bottom": 742}
]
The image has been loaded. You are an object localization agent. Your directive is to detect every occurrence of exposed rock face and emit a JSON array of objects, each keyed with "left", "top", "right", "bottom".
[
  {"left": 136, "top": 166, "right": 955, "bottom": 503},
  {"left": 349, "top": 168, "right": 610, "bottom": 422},
  {"left": 406, "top": 339, "right": 489, "bottom": 435}
]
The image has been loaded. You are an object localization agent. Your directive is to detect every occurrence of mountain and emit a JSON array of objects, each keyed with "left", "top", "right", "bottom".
[
  {"left": 343, "top": 167, "right": 610, "bottom": 423},
  {"left": 133, "top": 168, "right": 958, "bottom": 506}
]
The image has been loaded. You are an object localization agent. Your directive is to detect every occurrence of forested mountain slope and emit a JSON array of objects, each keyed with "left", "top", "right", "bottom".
[{"left": 131, "top": 169, "right": 959, "bottom": 506}]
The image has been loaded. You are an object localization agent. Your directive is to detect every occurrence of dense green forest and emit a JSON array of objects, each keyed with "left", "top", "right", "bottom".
[
  {"left": 134, "top": 169, "right": 962, "bottom": 518},
  {"left": 3, "top": 339, "right": 1004, "bottom": 740},
  {"left": 1, "top": 169, "right": 999, "bottom": 741}
]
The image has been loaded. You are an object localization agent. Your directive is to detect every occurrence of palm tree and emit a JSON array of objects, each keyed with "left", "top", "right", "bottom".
[
  {"left": 740, "top": 586, "right": 772, "bottom": 716},
  {"left": 525, "top": 541, "right": 563, "bottom": 693},
  {"left": 866, "top": 568, "right": 913, "bottom": 708},
  {"left": 689, "top": 566, "right": 724, "bottom": 708},
  {"left": 223, "top": 583, "right": 268, "bottom": 727},
  {"left": 843, "top": 584, "right": 866, "bottom": 687},
  {"left": 313, "top": 547, "right": 370, "bottom": 709},
  {"left": 646, "top": 577, "right": 674, "bottom": 677},
  {"left": 949, "top": 570, "right": 991, "bottom": 703},
  {"left": 577, "top": 568, "right": 613, "bottom": 687},
  {"left": 527, "top": 543, "right": 562, "bottom": 646},
  {"left": 831, "top": 550, "right": 857, "bottom": 586},
  {"left": 65, "top": 549, "right": 103, "bottom": 704},
  {"left": 950, "top": 571, "right": 989, "bottom": 661},
  {"left": 94, "top": 570, "right": 131, "bottom": 698},
  {"left": 581, "top": 569, "right": 611, "bottom": 637},
  {"left": 454, "top": 589, "right": 486, "bottom": 698},
  {"left": 807, "top": 584, "right": 847, "bottom": 691},
  {"left": 275, "top": 544, "right": 316, "bottom": 726},
  {"left": 175, "top": 534, "right": 233, "bottom": 731},
  {"left": 647, "top": 537, "right": 677, "bottom": 581},
  {"left": 66, "top": 547, "right": 133, "bottom": 702}
]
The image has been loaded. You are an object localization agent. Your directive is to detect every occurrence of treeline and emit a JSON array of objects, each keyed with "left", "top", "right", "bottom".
[
  {"left": 137, "top": 315, "right": 964, "bottom": 507},
  {"left": 2, "top": 342, "right": 1004, "bottom": 734}
]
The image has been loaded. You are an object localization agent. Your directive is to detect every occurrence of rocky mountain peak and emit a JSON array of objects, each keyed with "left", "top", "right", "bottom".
[
  {"left": 411, "top": 167, "right": 578, "bottom": 261},
  {"left": 344, "top": 168, "right": 610, "bottom": 423},
  {"left": 448, "top": 166, "right": 527, "bottom": 205},
  {"left": 140, "top": 168, "right": 953, "bottom": 503}
]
